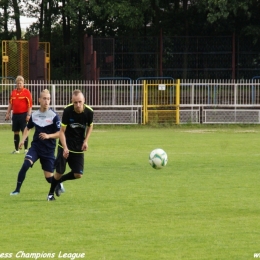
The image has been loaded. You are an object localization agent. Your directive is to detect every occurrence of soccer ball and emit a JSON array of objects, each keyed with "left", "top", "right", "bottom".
[{"left": 149, "top": 148, "right": 168, "bottom": 169}]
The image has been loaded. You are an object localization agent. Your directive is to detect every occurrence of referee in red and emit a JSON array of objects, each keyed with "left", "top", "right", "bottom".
[{"left": 5, "top": 75, "right": 33, "bottom": 154}]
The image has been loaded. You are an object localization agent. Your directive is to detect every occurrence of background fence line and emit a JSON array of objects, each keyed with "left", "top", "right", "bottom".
[{"left": 1, "top": 79, "right": 260, "bottom": 124}]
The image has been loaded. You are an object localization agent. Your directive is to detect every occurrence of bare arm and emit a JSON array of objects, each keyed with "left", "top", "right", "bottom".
[
  {"left": 19, "top": 127, "right": 30, "bottom": 149},
  {"left": 26, "top": 108, "right": 32, "bottom": 122},
  {"left": 39, "top": 131, "right": 60, "bottom": 140},
  {"left": 27, "top": 108, "right": 32, "bottom": 115},
  {"left": 5, "top": 104, "right": 12, "bottom": 120},
  {"left": 59, "top": 125, "right": 69, "bottom": 159},
  {"left": 81, "top": 124, "right": 93, "bottom": 151}
]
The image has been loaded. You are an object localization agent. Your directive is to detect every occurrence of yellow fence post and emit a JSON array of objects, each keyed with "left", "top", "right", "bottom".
[
  {"left": 143, "top": 80, "right": 147, "bottom": 124},
  {"left": 176, "top": 79, "right": 180, "bottom": 124},
  {"left": 2, "top": 41, "right": 8, "bottom": 77}
]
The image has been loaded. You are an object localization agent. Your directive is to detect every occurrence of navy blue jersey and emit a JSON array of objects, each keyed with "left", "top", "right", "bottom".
[
  {"left": 59, "top": 104, "right": 93, "bottom": 152},
  {"left": 27, "top": 108, "right": 61, "bottom": 153}
]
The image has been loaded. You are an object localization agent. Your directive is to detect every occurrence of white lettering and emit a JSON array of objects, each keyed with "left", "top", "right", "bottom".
[
  {"left": 16, "top": 251, "right": 24, "bottom": 258},
  {"left": 0, "top": 253, "right": 13, "bottom": 258},
  {"left": 16, "top": 251, "right": 55, "bottom": 259},
  {"left": 58, "top": 251, "right": 85, "bottom": 260},
  {"left": 0, "top": 251, "right": 85, "bottom": 260}
]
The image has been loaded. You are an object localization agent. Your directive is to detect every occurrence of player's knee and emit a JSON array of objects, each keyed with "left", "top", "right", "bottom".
[
  {"left": 44, "top": 171, "right": 53, "bottom": 183},
  {"left": 74, "top": 173, "right": 82, "bottom": 179},
  {"left": 54, "top": 173, "right": 62, "bottom": 180},
  {"left": 23, "top": 159, "right": 32, "bottom": 170}
]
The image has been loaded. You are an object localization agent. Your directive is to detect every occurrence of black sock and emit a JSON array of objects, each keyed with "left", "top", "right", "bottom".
[
  {"left": 60, "top": 171, "right": 76, "bottom": 182},
  {"left": 49, "top": 177, "right": 60, "bottom": 195},
  {"left": 24, "top": 137, "right": 29, "bottom": 149},
  {"left": 45, "top": 176, "right": 53, "bottom": 184},
  {"left": 14, "top": 134, "right": 20, "bottom": 151},
  {"left": 15, "top": 160, "right": 31, "bottom": 192}
]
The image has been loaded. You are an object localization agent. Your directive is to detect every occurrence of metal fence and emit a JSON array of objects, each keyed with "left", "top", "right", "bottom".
[
  {"left": 2, "top": 40, "right": 50, "bottom": 81},
  {"left": 0, "top": 80, "right": 143, "bottom": 125},
  {"left": 180, "top": 79, "right": 260, "bottom": 124},
  {"left": 1, "top": 79, "right": 260, "bottom": 124},
  {"left": 94, "top": 35, "right": 260, "bottom": 79}
]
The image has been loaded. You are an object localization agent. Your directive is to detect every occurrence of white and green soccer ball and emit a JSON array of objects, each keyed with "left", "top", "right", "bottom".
[{"left": 149, "top": 148, "right": 168, "bottom": 169}]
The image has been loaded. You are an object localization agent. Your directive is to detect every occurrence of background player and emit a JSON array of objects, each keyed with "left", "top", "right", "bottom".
[{"left": 5, "top": 75, "right": 32, "bottom": 154}]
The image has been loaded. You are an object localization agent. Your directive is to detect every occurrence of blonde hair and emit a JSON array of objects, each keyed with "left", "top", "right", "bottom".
[
  {"left": 72, "top": 89, "right": 83, "bottom": 96},
  {"left": 40, "top": 89, "right": 50, "bottom": 97},
  {"left": 15, "top": 75, "right": 24, "bottom": 83},
  {"left": 42, "top": 89, "right": 50, "bottom": 94}
]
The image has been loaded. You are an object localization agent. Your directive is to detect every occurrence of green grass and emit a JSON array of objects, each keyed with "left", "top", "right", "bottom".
[{"left": 1, "top": 124, "right": 260, "bottom": 259}]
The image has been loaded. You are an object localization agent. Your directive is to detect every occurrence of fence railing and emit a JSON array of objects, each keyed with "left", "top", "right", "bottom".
[
  {"left": 1, "top": 79, "right": 260, "bottom": 124},
  {"left": 180, "top": 79, "right": 260, "bottom": 106}
]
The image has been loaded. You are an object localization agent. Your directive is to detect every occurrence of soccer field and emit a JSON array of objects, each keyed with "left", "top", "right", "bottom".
[{"left": 1, "top": 125, "right": 260, "bottom": 260}]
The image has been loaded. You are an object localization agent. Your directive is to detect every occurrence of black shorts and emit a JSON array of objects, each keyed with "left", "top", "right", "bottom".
[
  {"left": 12, "top": 112, "right": 27, "bottom": 132},
  {"left": 55, "top": 146, "right": 84, "bottom": 175}
]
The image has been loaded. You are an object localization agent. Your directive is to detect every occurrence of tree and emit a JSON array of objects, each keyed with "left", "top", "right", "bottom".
[
  {"left": 3, "top": 0, "right": 260, "bottom": 79},
  {"left": 197, "top": 0, "right": 260, "bottom": 36},
  {"left": 0, "top": 0, "right": 9, "bottom": 33},
  {"left": 11, "top": 0, "right": 21, "bottom": 39}
]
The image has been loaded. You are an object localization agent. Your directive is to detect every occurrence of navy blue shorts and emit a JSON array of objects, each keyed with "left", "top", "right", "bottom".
[
  {"left": 55, "top": 146, "right": 84, "bottom": 175},
  {"left": 25, "top": 145, "right": 55, "bottom": 173},
  {"left": 12, "top": 112, "right": 27, "bottom": 132}
]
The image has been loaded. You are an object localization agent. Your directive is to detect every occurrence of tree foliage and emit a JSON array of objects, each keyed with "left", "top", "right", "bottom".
[
  {"left": 1, "top": 0, "right": 260, "bottom": 78},
  {"left": 2, "top": 0, "right": 260, "bottom": 39}
]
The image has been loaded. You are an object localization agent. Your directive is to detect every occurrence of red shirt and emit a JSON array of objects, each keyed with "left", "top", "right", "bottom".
[{"left": 10, "top": 88, "right": 33, "bottom": 114}]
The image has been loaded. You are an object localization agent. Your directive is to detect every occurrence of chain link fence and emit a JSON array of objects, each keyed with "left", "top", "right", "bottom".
[
  {"left": 94, "top": 35, "right": 260, "bottom": 80},
  {"left": 2, "top": 40, "right": 50, "bottom": 81}
]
